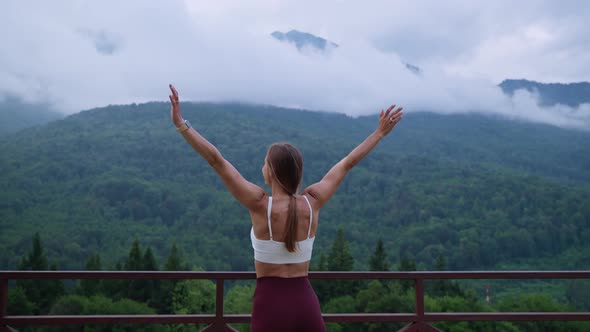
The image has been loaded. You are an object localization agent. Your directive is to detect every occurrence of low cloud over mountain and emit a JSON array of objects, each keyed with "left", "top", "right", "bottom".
[{"left": 1, "top": 1, "right": 589, "bottom": 129}]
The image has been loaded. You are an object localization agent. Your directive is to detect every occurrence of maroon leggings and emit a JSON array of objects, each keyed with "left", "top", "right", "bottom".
[{"left": 251, "top": 276, "right": 326, "bottom": 332}]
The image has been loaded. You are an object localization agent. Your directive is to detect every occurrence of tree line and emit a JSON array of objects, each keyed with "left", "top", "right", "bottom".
[{"left": 8, "top": 232, "right": 590, "bottom": 332}]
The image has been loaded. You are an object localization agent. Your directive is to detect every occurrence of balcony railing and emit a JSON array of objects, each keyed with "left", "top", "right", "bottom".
[{"left": 1, "top": 270, "right": 590, "bottom": 331}]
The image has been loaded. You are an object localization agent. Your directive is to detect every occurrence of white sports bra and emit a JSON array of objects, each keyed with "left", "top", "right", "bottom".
[{"left": 251, "top": 195, "right": 315, "bottom": 264}]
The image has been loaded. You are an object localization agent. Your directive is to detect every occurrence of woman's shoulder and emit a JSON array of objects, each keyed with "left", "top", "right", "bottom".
[
  {"left": 249, "top": 192, "right": 270, "bottom": 214},
  {"left": 301, "top": 191, "right": 320, "bottom": 211}
]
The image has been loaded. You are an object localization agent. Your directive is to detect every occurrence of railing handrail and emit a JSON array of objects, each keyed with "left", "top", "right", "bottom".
[
  {"left": 2, "top": 270, "right": 590, "bottom": 332},
  {"left": 2, "top": 270, "right": 590, "bottom": 279}
]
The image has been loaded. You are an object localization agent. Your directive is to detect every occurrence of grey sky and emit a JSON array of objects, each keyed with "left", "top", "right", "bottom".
[{"left": 1, "top": 0, "right": 589, "bottom": 128}]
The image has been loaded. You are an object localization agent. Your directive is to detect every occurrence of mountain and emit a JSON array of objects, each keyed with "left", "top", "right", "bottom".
[
  {"left": 1, "top": 103, "right": 589, "bottom": 273},
  {"left": 404, "top": 63, "right": 421, "bottom": 75},
  {"left": 271, "top": 30, "right": 338, "bottom": 51},
  {"left": 270, "top": 29, "right": 427, "bottom": 77},
  {"left": 0, "top": 96, "right": 64, "bottom": 135},
  {"left": 500, "top": 79, "right": 590, "bottom": 107}
]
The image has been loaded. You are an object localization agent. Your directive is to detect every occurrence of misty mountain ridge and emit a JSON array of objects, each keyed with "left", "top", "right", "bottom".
[
  {"left": 271, "top": 29, "right": 424, "bottom": 76},
  {"left": 268, "top": 28, "right": 589, "bottom": 104},
  {"left": 271, "top": 29, "right": 339, "bottom": 51},
  {"left": 500, "top": 79, "right": 590, "bottom": 108},
  {"left": 0, "top": 96, "right": 64, "bottom": 135},
  {"left": 269, "top": 29, "right": 590, "bottom": 101}
]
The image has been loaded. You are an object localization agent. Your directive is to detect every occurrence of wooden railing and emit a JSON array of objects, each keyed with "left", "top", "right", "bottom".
[{"left": 1, "top": 271, "right": 590, "bottom": 331}]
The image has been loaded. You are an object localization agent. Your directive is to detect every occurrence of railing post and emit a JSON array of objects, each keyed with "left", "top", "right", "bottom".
[
  {"left": 1, "top": 278, "right": 10, "bottom": 332},
  {"left": 398, "top": 278, "right": 441, "bottom": 332},
  {"left": 216, "top": 279, "right": 224, "bottom": 323},
  {"left": 200, "top": 278, "right": 237, "bottom": 332},
  {"left": 416, "top": 278, "right": 424, "bottom": 322}
]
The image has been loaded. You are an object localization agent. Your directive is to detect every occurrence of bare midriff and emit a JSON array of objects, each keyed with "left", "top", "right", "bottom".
[{"left": 255, "top": 260, "right": 311, "bottom": 278}]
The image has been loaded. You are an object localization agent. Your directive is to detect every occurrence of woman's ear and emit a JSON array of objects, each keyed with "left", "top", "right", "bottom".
[
  {"left": 263, "top": 159, "right": 272, "bottom": 185},
  {"left": 265, "top": 166, "right": 273, "bottom": 185}
]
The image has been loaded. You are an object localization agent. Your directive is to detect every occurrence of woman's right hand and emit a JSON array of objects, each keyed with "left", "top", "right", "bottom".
[
  {"left": 376, "top": 104, "right": 403, "bottom": 137},
  {"left": 169, "top": 84, "right": 185, "bottom": 127}
]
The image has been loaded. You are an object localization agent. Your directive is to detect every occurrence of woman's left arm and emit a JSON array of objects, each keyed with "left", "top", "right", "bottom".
[{"left": 169, "top": 84, "right": 266, "bottom": 210}]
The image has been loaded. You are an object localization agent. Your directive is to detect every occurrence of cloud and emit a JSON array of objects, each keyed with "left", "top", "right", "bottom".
[
  {"left": 77, "top": 29, "right": 121, "bottom": 55},
  {"left": 0, "top": 0, "right": 589, "bottom": 129}
]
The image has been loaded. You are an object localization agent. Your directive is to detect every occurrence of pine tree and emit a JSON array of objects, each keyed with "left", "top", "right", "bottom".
[
  {"left": 398, "top": 255, "right": 417, "bottom": 291},
  {"left": 317, "top": 253, "right": 328, "bottom": 271},
  {"left": 326, "top": 229, "right": 358, "bottom": 299},
  {"left": 369, "top": 238, "right": 389, "bottom": 271},
  {"left": 125, "top": 239, "right": 145, "bottom": 301},
  {"left": 142, "top": 247, "right": 160, "bottom": 307},
  {"left": 161, "top": 242, "right": 186, "bottom": 313},
  {"left": 311, "top": 253, "right": 330, "bottom": 302},
  {"left": 102, "top": 261, "right": 126, "bottom": 300},
  {"left": 17, "top": 233, "right": 65, "bottom": 313},
  {"left": 434, "top": 254, "right": 445, "bottom": 271},
  {"left": 48, "top": 262, "right": 65, "bottom": 300},
  {"left": 125, "top": 239, "right": 143, "bottom": 271},
  {"left": 328, "top": 229, "right": 354, "bottom": 271},
  {"left": 431, "top": 254, "right": 448, "bottom": 297},
  {"left": 80, "top": 253, "right": 102, "bottom": 296},
  {"left": 20, "top": 233, "right": 48, "bottom": 270},
  {"left": 398, "top": 255, "right": 416, "bottom": 271},
  {"left": 165, "top": 242, "right": 187, "bottom": 271},
  {"left": 143, "top": 247, "right": 158, "bottom": 271},
  {"left": 431, "top": 255, "right": 463, "bottom": 297}
]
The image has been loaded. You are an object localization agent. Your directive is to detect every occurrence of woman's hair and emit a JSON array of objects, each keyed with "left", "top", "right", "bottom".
[{"left": 267, "top": 143, "right": 303, "bottom": 252}]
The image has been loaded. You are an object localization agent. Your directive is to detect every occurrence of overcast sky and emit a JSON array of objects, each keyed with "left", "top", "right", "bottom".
[{"left": 1, "top": 0, "right": 589, "bottom": 128}]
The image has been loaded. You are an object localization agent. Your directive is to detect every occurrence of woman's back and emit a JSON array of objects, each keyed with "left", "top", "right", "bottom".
[
  {"left": 251, "top": 194, "right": 317, "bottom": 242},
  {"left": 251, "top": 194, "right": 318, "bottom": 278}
]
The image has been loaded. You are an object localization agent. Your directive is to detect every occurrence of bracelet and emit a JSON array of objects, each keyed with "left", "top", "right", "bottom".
[{"left": 176, "top": 119, "right": 191, "bottom": 133}]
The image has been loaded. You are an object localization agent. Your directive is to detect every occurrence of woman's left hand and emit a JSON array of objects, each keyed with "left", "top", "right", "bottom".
[
  {"left": 169, "top": 84, "right": 184, "bottom": 127},
  {"left": 376, "top": 104, "right": 403, "bottom": 137}
]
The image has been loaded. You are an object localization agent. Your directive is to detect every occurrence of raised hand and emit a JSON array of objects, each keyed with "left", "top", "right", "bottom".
[
  {"left": 376, "top": 104, "right": 403, "bottom": 137},
  {"left": 169, "top": 84, "right": 184, "bottom": 127}
]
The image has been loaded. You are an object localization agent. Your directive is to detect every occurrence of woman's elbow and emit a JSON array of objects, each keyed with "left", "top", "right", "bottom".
[
  {"left": 342, "top": 157, "right": 356, "bottom": 171},
  {"left": 207, "top": 153, "right": 224, "bottom": 168}
]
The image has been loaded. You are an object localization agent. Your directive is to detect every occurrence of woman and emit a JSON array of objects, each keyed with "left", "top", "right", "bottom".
[{"left": 168, "top": 84, "right": 403, "bottom": 331}]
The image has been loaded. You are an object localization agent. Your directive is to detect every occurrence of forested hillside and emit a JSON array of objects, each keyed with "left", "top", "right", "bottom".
[
  {"left": 1, "top": 102, "right": 589, "bottom": 272},
  {"left": 3, "top": 102, "right": 590, "bottom": 331}
]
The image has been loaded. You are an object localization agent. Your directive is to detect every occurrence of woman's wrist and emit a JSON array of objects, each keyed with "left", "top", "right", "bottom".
[
  {"left": 176, "top": 119, "right": 191, "bottom": 133},
  {"left": 174, "top": 118, "right": 185, "bottom": 127},
  {"left": 373, "top": 130, "right": 385, "bottom": 139}
]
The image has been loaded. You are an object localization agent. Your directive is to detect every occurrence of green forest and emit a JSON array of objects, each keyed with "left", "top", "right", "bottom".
[{"left": 1, "top": 102, "right": 590, "bottom": 331}]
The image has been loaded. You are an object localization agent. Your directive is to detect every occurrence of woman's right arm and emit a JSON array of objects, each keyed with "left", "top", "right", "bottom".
[
  {"left": 169, "top": 85, "right": 266, "bottom": 211},
  {"left": 304, "top": 105, "right": 403, "bottom": 208}
]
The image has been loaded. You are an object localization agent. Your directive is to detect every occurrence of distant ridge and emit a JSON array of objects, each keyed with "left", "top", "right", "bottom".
[
  {"left": 500, "top": 79, "right": 590, "bottom": 107},
  {"left": 271, "top": 30, "right": 338, "bottom": 50}
]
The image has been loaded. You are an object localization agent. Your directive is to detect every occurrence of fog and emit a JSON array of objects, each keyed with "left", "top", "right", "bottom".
[{"left": 1, "top": 0, "right": 589, "bottom": 129}]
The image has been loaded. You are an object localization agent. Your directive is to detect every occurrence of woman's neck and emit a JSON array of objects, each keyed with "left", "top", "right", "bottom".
[{"left": 270, "top": 182, "right": 292, "bottom": 198}]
